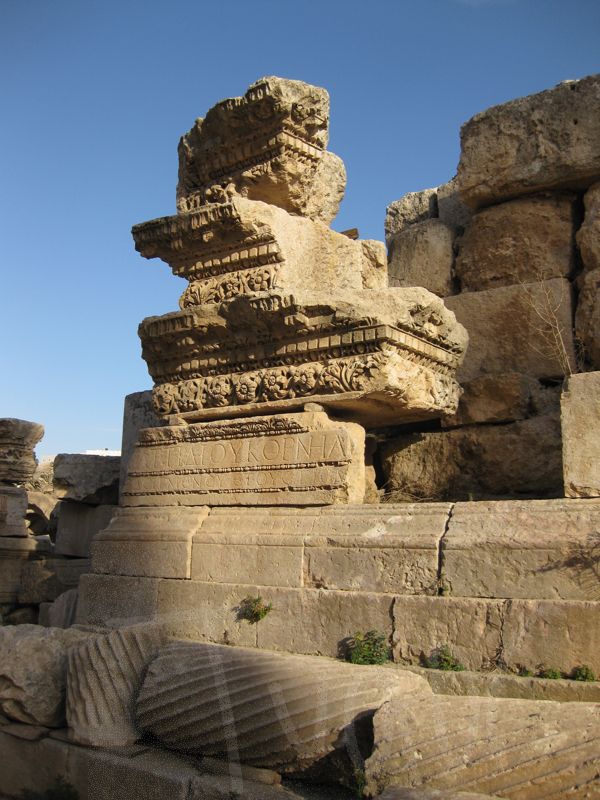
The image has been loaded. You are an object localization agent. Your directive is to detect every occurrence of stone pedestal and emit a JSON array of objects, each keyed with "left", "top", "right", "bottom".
[{"left": 121, "top": 411, "right": 366, "bottom": 507}]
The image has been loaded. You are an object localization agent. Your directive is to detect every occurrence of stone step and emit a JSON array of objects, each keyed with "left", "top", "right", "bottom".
[{"left": 76, "top": 574, "right": 600, "bottom": 678}]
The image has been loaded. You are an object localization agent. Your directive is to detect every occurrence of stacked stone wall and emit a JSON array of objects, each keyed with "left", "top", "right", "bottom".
[{"left": 382, "top": 75, "right": 600, "bottom": 502}]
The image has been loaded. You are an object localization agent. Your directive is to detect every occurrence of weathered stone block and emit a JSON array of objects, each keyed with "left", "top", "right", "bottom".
[
  {"left": 53, "top": 556, "right": 91, "bottom": 588},
  {"left": 455, "top": 194, "right": 576, "bottom": 291},
  {"left": 561, "top": 372, "right": 600, "bottom": 497},
  {"left": 93, "top": 506, "right": 209, "bottom": 579},
  {"left": 445, "top": 278, "right": 576, "bottom": 382},
  {"left": 0, "top": 486, "right": 28, "bottom": 537},
  {"left": 17, "top": 557, "right": 63, "bottom": 604},
  {"left": 0, "top": 732, "right": 71, "bottom": 798},
  {"left": 388, "top": 219, "right": 455, "bottom": 297},
  {"left": 122, "top": 412, "right": 366, "bottom": 507},
  {"left": 0, "top": 625, "right": 91, "bottom": 726},
  {"left": 191, "top": 504, "right": 450, "bottom": 594},
  {"left": 141, "top": 288, "right": 467, "bottom": 428},
  {"left": 377, "top": 789, "right": 504, "bottom": 800},
  {"left": 365, "top": 693, "right": 600, "bottom": 798},
  {"left": 256, "top": 587, "right": 395, "bottom": 657},
  {"left": 577, "top": 180, "right": 600, "bottom": 272},
  {"left": 119, "top": 390, "right": 162, "bottom": 501},
  {"left": 441, "top": 373, "right": 559, "bottom": 428},
  {"left": 502, "top": 599, "right": 600, "bottom": 674},
  {"left": 385, "top": 189, "right": 437, "bottom": 243},
  {"left": 575, "top": 267, "right": 600, "bottom": 368},
  {"left": 392, "top": 596, "right": 504, "bottom": 671},
  {"left": 55, "top": 501, "right": 117, "bottom": 557},
  {"left": 53, "top": 454, "right": 120, "bottom": 504},
  {"left": 381, "top": 415, "right": 562, "bottom": 501},
  {"left": 443, "top": 499, "right": 600, "bottom": 599},
  {"left": 0, "top": 536, "right": 51, "bottom": 604},
  {"left": 436, "top": 177, "right": 473, "bottom": 231},
  {"left": 136, "top": 642, "right": 428, "bottom": 774},
  {"left": 155, "top": 579, "right": 259, "bottom": 647},
  {"left": 175, "top": 76, "right": 345, "bottom": 225},
  {"left": 40, "top": 588, "right": 79, "bottom": 628},
  {"left": 76, "top": 573, "right": 160, "bottom": 627},
  {"left": 457, "top": 75, "right": 600, "bottom": 208},
  {"left": 0, "top": 418, "right": 44, "bottom": 485}
]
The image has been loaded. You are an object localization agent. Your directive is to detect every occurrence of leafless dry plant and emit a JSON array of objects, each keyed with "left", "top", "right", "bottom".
[{"left": 520, "top": 276, "right": 578, "bottom": 378}]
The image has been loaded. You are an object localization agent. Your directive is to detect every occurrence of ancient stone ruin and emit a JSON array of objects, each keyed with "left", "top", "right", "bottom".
[{"left": 1, "top": 75, "right": 599, "bottom": 800}]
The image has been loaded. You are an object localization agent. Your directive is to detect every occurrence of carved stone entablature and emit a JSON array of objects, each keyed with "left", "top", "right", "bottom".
[
  {"left": 138, "top": 290, "right": 468, "bottom": 428},
  {"left": 175, "top": 76, "right": 345, "bottom": 224},
  {"left": 132, "top": 77, "right": 469, "bottom": 433},
  {"left": 0, "top": 419, "right": 44, "bottom": 484},
  {"left": 132, "top": 196, "right": 388, "bottom": 306}
]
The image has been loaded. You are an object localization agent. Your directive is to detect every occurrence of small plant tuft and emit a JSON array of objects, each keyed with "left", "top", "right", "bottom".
[
  {"left": 237, "top": 596, "right": 272, "bottom": 624},
  {"left": 517, "top": 665, "right": 533, "bottom": 677},
  {"left": 347, "top": 630, "right": 390, "bottom": 665},
  {"left": 353, "top": 767, "right": 367, "bottom": 798},
  {"left": 20, "top": 777, "right": 79, "bottom": 800},
  {"left": 538, "top": 666, "right": 563, "bottom": 680},
  {"left": 424, "top": 645, "right": 465, "bottom": 672},
  {"left": 570, "top": 664, "right": 596, "bottom": 682}
]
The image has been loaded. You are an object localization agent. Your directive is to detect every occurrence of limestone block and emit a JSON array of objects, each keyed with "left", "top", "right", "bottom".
[
  {"left": 0, "top": 418, "right": 44, "bottom": 484},
  {"left": 392, "top": 597, "right": 504, "bottom": 671},
  {"left": 406, "top": 664, "right": 600, "bottom": 703},
  {"left": 192, "top": 536, "right": 303, "bottom": 587},
  {"left": 75, "top": 573, "right": 160, "bottom": 628},
  {"left": 141, "top": 288, "right": 467, "bottom": 428},
  {"left": 457, "top": 75, "right": 600, "bottom": 208},
  {"left": 385, "top": 189, "right": 437, "bottom": 243},
  {"left": 455, "top": 194, "right": 576, "bottom": 292},
  {"left": 119, "top": 390, "right": 162, "bottom": 500},
  {"left": 136, "top": 197, "right": 385, "bottom": 311},
  {"left": 0, "top": 486, "right": 28, "bottom": 536},
  {"left": 388, "top": 220, "right": 455, "bottom": 297},
  {"left": 0, "top": 536, "right": 51, "bottom": 603},
  {"left": 444, "top": 278, "right": 576, "bottom": 381},
  {"left": 443, "top": 499, "right": 600, "bottom": 599},
  {"left": 0, "top": 731, "right": 332, "bottom": 800},
  {"left": 381, "top": 415, "right": 562, "bottom": 501},
  {"left": 575, "top": 267, "right": 600, "bottom": 368},
  {"left": 562, "top": 372, "right": 600, "bottom": 497},
  {"left": 66, "top": 623, "right": 167, "bottom": 747},
  {"left": 53, "top": 454, "right": 120, "bottom": 505},
  {"left": 121, "top": 412, "right": 366, "bottom": 507},
  {"left": 445, "top": 372, "right": 531, "bottom": 426},
  {"left": 154, "top": 579, "right": 395, "bottom": 657},
  {"left": 0, "top": 625, "right": 91, "bottom": 726},
  {"left": 302, "top": 504, "right": 450, "bottom": 594},
  {"left": 502, "top": 599, "right": 600, "bottom": 674},
  {"left": 176, "top": 76, "right": 345, "bottom": 224},
  {"left": 26, "top": 489, "right": 59, "bottom": 534},
  {"left": 436, "top": 177, "right": 473, "bottom": 231},
  {"left": 577, "top": 181, "right": 600, "bottom": 272},
  {"left": 365, "top": 694, "right": 600, "bottom": 798},
  {"left": 0, "top": 731, "right": 71, "bottom": 798},
  {"left": 41, "top": 588, "right": 78, "bottom": 628},
  {"left": 17, "top": 557, "right": 63, "bottom": 604},
  {"left": 53, "top": 556, "right": 91, "bottom": 588},
  {"left": 92, "top": 506, "right": 209, "bottom": 579},
  {"left": 192, "top": 504, "right": 450, "bottom": 593},
  {"left": 136, "top": 641, "right": 429, "bottom": 773},
  {"left": 55, "top": 501, "right": 117, "bottom": 557},
  {"left": 255, "top": 587, "right": 395, "bottom": 658},
  {"left": 155, "top": 579, "right": 259, "bottom": 647}
]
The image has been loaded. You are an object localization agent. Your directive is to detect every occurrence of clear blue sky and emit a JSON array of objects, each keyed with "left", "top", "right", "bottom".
[{"left": 1, "top": 0, "right": 599, "bottom": 457}]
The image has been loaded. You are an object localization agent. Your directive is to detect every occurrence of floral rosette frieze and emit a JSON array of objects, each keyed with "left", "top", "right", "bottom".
[{"left": 151, "top": 353, "right": 385, "bottom": 417}]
